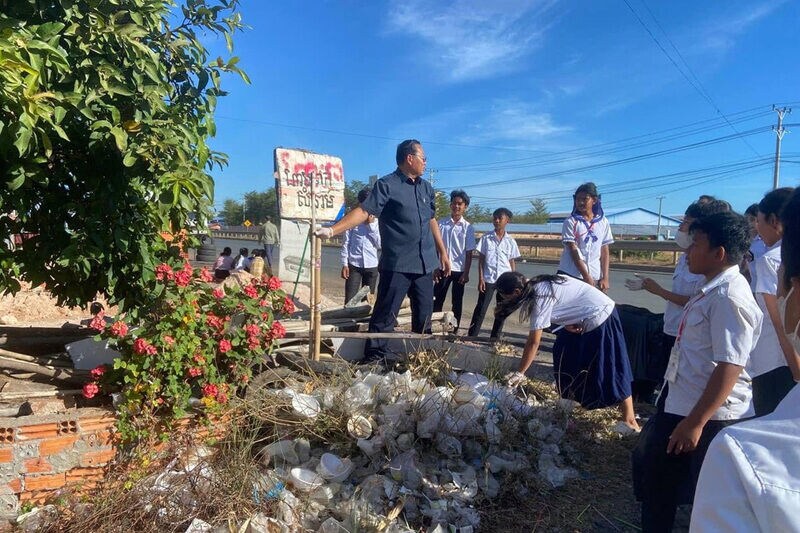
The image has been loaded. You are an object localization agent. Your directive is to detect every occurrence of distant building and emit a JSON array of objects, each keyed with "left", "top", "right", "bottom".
[{"left": 549, "top": 207, "right": 681, "bottom": 227}]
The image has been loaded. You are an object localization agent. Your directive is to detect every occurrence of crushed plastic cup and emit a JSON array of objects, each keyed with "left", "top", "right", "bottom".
[
  {"left": 317, "top": 453, "right": 354, "bottom": 483},
  {"left": 347, "top": 415, "right": 373, "bottom": 439},
  {"left": 289, "top": 467, "right": 324, "bottom": 492},
  {"left": 291, "top": 393, "right": 320, "bottom": 419},
  {"left": 261, "top": 440, "right": 299, "bottom": 466}
]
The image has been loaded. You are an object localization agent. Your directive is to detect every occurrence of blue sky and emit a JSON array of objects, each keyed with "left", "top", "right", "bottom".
[{"left": 207, "top": 0, "right": 799, "bottom": 218}]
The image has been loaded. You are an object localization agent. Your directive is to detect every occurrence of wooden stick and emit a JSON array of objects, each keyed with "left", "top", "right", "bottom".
[
  {"left": 0, "top": 389, "right": 83, "bottom": 401},
  {"left": 0, "top": 356, "right": 88, "bottom": 382},
  {"left": 312, "top": 233, "right": 322, "bottom": 361},
  {"left": 0, "top": 348, "right": 73, "bottom": 368}
]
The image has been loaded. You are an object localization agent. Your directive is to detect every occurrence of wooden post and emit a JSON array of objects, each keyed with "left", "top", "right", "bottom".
[
  {"left": 309, "top": 171, "right": 317, "bottom": 361},
  {"left": 313, "top": 235, "right": 322, "bottom": 361}
]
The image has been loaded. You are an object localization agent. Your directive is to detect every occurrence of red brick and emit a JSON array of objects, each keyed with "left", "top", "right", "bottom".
[
  {"left": 78, "top": 416, "right": 116, "bottom": 432},
  {"left": 23, "top": 473, "right": 65, "bottom": 491},
  {"left": 79, "top": 449, "right": 116, "bottom": 467},
  {"left": 18, "top": 491, "right": 50, "bottom": 505},
  {"left": 65, "top": 467, "right": 105, "bottom": 482},
  {"left": 0, "top": 427, "right": 14, "bottom": 444},
  {"left": 0, "top": 449, "right": 12, "bottom": 464},
  {"left": 17, "top": 423, "right": 59, "bottom": 440},
  {"left": 39, "top": 435, "right": 77, "bottom": 456},
  {"left": 2, "top": 479, "right": 22, "bottom": 494},
  {"left": 23, "top": 458, "right": 52, "bottom": 474}
]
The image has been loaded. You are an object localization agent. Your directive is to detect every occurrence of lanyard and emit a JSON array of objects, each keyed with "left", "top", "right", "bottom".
[
  {"left": 573, "top": 217, "right": 598, "bottom": 244},
  {"left": 675, "top": 292, "right": 707, "bottom": 343}
]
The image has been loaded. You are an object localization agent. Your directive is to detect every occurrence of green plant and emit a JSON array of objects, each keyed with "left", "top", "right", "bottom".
[
  {"left": 0, "top": 0, "right": 247, "bottom": 311},
  {"left": 85, "top": 262, "right": 293, "bottom": 442}
]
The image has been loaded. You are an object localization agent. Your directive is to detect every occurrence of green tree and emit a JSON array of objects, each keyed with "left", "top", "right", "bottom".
[
  {"left": 219, "top": 198, "right": 243, "bottom": 226},
  {"left": 0, "top": 0, "right": 247, "bottom": 310},
  {"left": 344, "top": 179, "right": 369, "bottom": 209},
  {"left": 466, "top": 203, "right": 493, "bottom": 222},
  {"left": 219, "top": 188, "right": 278, "bottom": 225},
  {"left": 526, "top": 197, "right": 550, "bottom": 224},
  {"left": 434, "top": 190, "right": 449, "bottom": 219}
]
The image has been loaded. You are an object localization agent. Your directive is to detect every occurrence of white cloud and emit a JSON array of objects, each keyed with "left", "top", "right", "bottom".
[
  {"left": 696, "top": 2, "right": 783, "bottom": 54},
  {"left": 387, "top": 0, "right": 559, "bottom": 82}
]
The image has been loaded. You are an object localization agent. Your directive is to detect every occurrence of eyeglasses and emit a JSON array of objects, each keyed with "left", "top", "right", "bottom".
[{"left": 412, "top": 153, "right": 427, "bottom": 162}]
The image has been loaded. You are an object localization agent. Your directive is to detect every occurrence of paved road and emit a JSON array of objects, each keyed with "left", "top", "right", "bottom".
[{"left": 211, "top": 238, "right": 672, "bottom": 343}]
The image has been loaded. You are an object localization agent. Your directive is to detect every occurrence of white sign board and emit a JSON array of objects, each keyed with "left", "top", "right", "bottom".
[
  {"left": 274, "top": 148, "right": 346, "bottom": 221},
  {"left": 277, "top": 219, "right": 311, "bottom": 283}
]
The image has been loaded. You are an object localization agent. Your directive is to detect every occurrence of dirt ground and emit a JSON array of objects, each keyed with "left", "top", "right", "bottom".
[{"left": 0, "top": 282, "right": 114, "bottom": 325}]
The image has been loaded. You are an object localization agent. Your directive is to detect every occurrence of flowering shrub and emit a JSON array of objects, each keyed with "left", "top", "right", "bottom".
[{"left": 86, "top": 262, "right": 290, "bottom": 442}]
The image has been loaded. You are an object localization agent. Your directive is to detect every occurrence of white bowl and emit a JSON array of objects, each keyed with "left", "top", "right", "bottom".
[
  {"left": 289, "top": 467, "right": 324, "bottom": 492},
  {"left": 346, "top": 415, "right": 372, "bottom": 439},
  {"left": 317, "top": 453, "right": 353, "bottom": 483}
]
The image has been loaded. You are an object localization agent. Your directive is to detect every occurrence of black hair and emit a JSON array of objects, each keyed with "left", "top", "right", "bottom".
[
  {"left": 396, "top": 139, "right": 421, "bottom": 166},
  {"left": 232, "top": 247, "right": 248, "bottom": 268},
  {"left": 450, "top": 189, "right": 470, "bottom": 206},
  {"left": 780, "top": 188, "right": 800, "bottom": 287},
  {"left": 688, "top": 212, "right": 751, "bottom": 266},
  {"left": 744, "top": 203, "right": 759, "bottom": 217},
  {"left": 357, "top": 187, "right": 372, "bottom": 204},
  {"left": 697, "top": 195, "right": 716, "bottom": 205},
  {"left": 758, "top": 187, "right": 793, "bottom": 220},
  {"left": 90, "top": 302, "right": 104, "bottom": 315},
  {"left": 493, "top": 207, "right": 513, "bottom": 220},
  {"left": 494, "top": 271, "right": 567, "bottom": 322},
  {"left": 574, "top": 182, "right": 599, "bottom": 199},
  {"left": 221, "top": 247, "right": 232, "bottom": 256},
  {"left": 684, "top": 198, "right": 731, "bottom": 219}
]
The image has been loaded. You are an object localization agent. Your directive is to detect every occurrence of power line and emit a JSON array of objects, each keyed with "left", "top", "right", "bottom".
[{"left": 624, "top": 0, "right": 763, "bottom": 158}]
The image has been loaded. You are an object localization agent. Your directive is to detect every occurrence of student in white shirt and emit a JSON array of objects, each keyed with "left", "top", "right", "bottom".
[
  {"left": 433, "top": 190, "right": 476, "bottom": 330},
  {"left": 690, "top": 188, "right": 800, "bottom": 533},
  {"left": 632, "top": 211, "right": 762, "bottom": 533},
  {"left": 232, "top": 247, "right": 251, "bottom": 272},
  {"left": 498, "top": 271, "right": 639, "bottom": 430},
  {"left": 467, "top": 208, "right": 520, "bottom": 338},
  {"left": 749, "top": 187, "right": 796, "bottom": 415},
  {"left": 557, "top": 182, "right": 613, "bottom": 291},
  {"left": 340, "top": 187, "right": 381, "bottom": 305},
  {"left": 626, "top": 197, "right": 731, "bottom": 400},
  {"left": 742, "top": 203, "right": 766, "bottom": 285}
]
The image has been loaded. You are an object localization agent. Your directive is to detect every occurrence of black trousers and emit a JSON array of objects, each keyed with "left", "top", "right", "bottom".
[
  {"left": 364, "top": 270, "right": 433, "bottom": 362},
  {"left": 344, "top": 264, "right": 378, "bottom": 305},
  {"left": 433, "top": 271, "right": 466, "bottom": 329},
  {"left": 632, "top": 388, "right": 740, "bottom": 533},
  {"left": 467, "top": 282, "right": 506, "bottom": 338},
  {"left": 752, "top": 365, "right": 795, "bottom": 417}
]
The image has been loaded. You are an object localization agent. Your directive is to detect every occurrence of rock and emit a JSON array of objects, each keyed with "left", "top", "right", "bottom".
[{"left": 0, "top": 315, "right": 17, "bottom": 325}]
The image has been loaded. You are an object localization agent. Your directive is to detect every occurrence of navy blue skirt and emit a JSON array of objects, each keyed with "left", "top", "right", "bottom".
[{"left": 551, "top": 308, "right": 633, "bottom": 409}]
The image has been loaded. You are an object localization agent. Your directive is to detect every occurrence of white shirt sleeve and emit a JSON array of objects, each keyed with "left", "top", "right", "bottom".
[
  {"left": 602, "top": 218, "right": 614, "bottom": 245},
  {"left": 340, "top": 229, "right": 350, "bottom": 266},
  {"left": 752, "top": 255, "right": 778, "bottom": 295},
  {"left": 367, "top": 220, "right": 381, "bottom": 250},
  {"left": 690, "top": 433, "right": 760, "bottom": 533},
  {"left": 709, "top": 297, "right": 761, "bottom": 366},
  {"left": 529, "top": 290, "right": 557, "bottom": 331},
  {"left": 509, "top": 238, "right": 521, "bottom": 260},
  {"left": 561, "top": 218, "right": 577, "bottom": 244}
]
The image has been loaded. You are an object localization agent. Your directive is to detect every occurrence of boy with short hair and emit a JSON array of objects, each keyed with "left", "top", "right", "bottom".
[
  {"left": 632, "top": 211, "right": 762, "bottom": 533},
  {"left": 340, "top": 187, "right": 381, "bottom": 305},
  {"left": 467, "top": 207, "right": 520, "bottom": 338},
  {"left": 433, "top": 189, "right": 476, "bottom": 331}
]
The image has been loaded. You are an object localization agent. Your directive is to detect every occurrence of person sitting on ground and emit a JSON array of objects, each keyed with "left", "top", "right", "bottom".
[
  {"left": 557, "top": 182, "right": 613, "bottom": 292},
  {"left": 497, "top": 271, "right": 639, "bottom": 432},
  {"left": 232, "top": 247, "right": 251, "bottom": 272},
  {"left": 213, "top": 247, "right": 234, "bottom": 279},
  {"left": 690, "top": 188, "right": 800, "bottom": 532},
  {"left": 467, "top": 207, "right": 520, "bottom": 338},
  {"left": 632, "top": 211, "right": 762, "bottom": 533}
]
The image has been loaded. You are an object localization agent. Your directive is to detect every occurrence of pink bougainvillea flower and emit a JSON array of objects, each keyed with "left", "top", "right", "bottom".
[
  {"left": 205, "top": 312, "right": 224, "bottom": 330},
  {"left": 216, "top": 392, "right": 229, "bottom": 404},
  {"left": 218, "top": 339, "right": 232, "bottom": 353},
  {"left": 245, "top": 324, "right": 261, "bottom": 337},
  {"left": 155, "top": 263, "right": 174, "bottom": 281},
  {"left": 243, "top": 285, "right": 258, "bottom": 298},
  {"left": 133, "top": 338, "right": 157, "bottom": 356},
  {"left": 89, "top": 312, "right": 106, "bottom": 332},
  {"left": 282, "top": 296, "right": 295, "bottom": 315},
  {"left": 270, "top": 321, "right": 286, "bottom": 340},
  {"left": 163, "top": 335, "right": 175, "bottom": 346},
  {"left": 82, "top": 382, "right": 100, "bottom": 399},
  {"left": 198, "top": 268, "right": 214, "bottom": 282},
  {"left": 109, "top": 321, "right": 129, "bottom": 338},
  {"left": 267, "top": 276, "right": 282, "bottom": 291},
  {"left": 193, "top": 352, "right": 205, "bottom": 363},
  {"left": 212, "top": 288, "right": 225, "bottom": 300},
  {"left": 187, "top": 367, "right": 203, "bottom": 378},
  {"left": 202, "top": 383, "right": 219, "bottom": 398},
  {"left": 247, "top": 338, "right": 260, "bottom": 351},
  {"left": 90, "top": 365, "right": 107, "bottom": 379},
  {"left": 174, "top": 269, "right": 192, "bottom": 287}
]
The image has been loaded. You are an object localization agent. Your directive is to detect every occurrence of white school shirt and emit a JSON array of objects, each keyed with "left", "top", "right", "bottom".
[
  {"left": 478, "top": 231, "right": 520, "bottom": 284},
  {"left": 747, "top": 235, "right": 768, "bottom": 289},
  {"left": 690, "top": 383, "right": 800, "bottom": 533},
  {"left": 748, "top": 241, "right": 785, "bottom": 377},
  {"left": 340, "top": 220, "right": 381, "bottom": 268},
  {"left": 664, "top": 265, "right": 762, "bottom": 420},
  {"left": 663, "top": 254, "right": 706, "bottom": 336},
  {"left": 557, "top": 215, "right": 613, "bottom": 280},
  {"left": 438, "top": 217, "right": 476, "bottom": 272},
  {"left": 529, "top": 276, "right": 615, "bottom": 333}
]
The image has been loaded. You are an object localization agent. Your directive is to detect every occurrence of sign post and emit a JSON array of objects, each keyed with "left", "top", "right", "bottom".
[{"left": 274, "top": 148, "right": 346, "bottom": 361}]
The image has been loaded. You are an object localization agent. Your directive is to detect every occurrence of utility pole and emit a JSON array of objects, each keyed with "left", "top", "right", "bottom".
[
  {"left": 773, "top": 106, "right": 791, "bottom": 190},
  {"left": 242, "top": 195, "right": 247, "bottom": 225},
  {"left": 428, "top": 168, "right": 437, "bottom": 188},
  {"left": 655, "top": 196, "right": 665, "bottom": 240}
]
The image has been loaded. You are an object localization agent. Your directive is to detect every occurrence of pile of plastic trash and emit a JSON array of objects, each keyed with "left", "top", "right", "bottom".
[{"left": 241, "top": 370, "right": 581, "bottom": 532}]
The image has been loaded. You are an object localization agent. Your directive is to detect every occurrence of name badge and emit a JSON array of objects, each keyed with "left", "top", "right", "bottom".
[{"left": 664, "top": 343, "right": 681, "bottom": 383}]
